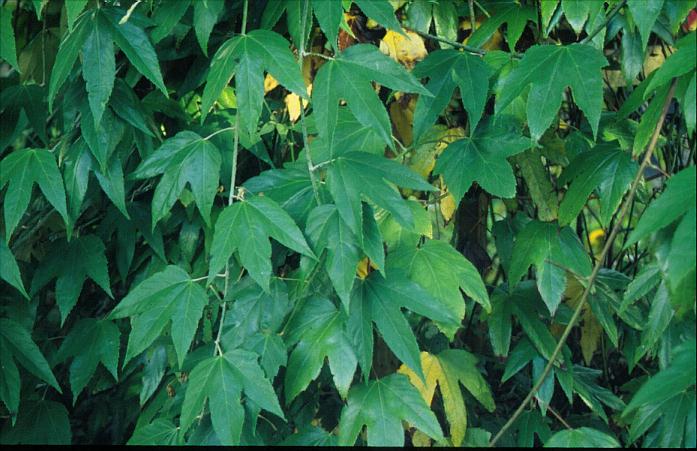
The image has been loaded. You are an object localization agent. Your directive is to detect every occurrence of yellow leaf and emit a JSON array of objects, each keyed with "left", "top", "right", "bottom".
[
  {"left": 398, "top": 352, "right": 467, "bottom": 446},
  {"left": 217, "top": 86, "right": 237, "bottom": 108},
  {"left": 411, "top": 430, "right": 432, "bottom": 447},
  {"left": 356, "top": 257, "right": 378, "bottom": 280},
  {"left": 440, "top": 189, "right": 456, "bottom": 222},
  {"left": 379, "top": 30, "right": 427, "bottom": 68},
  {"left": 264, "top": 73, "right": 279, "bottom": 94},
  {"left": 284, "top": 83, "right": 311, "bottom": 123}
]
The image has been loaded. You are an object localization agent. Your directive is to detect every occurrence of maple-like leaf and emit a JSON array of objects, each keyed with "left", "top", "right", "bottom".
[
  {"left": 348, "top": 272, "right": 460, "bottom": 381},
  {"left": 180, "top": 349, "right": 284, "bottom": 445},
  {"left": 30, "top": 235, "right": 112, "bottom": 325},
  {"left": 496, "top": 43, "right": 608, "bottom": 140},
  {"left": 434, "top": 117, "right": 530, "bottom": 203},
  {"left": 283, "top": 297, "right": 357, "bottom": 403},
  {"left": 338, "top": 374, "right": 444, "bottom": 446},
  {"left": 508, "top": 220, "right": 591, "bottom": 315},
  {"left": 208, "top": 194, "right": 315, "bottom": 291},
  {"left": 0, "top": 148, "right": 69, "bottom": 240},
  {"left": 412, "top": 49, "right": 491, "bottom": 143},
  {"left": 312, "top": 44, "right": 430, "bottom": 157},
  {"left": 131, "top": 131, "right": 222, "bottom": 228},
  {"left": 558, "top": 143, "right": 638, "bottom": 226},
  {"left": 109, "top": 265, "right": 208, "bottom": 368},
  {"left": 55, "top": 319, "right": 120, "bottom": 403},
  {"left": 201, "top": 29, "right": 307, "bottom": 136},
  {"left": 326, "top": 151, "right": 436, "bottom": 238},
  {"left": 388, "top": 240, "right": 489, "bottom": 339},
  {"left": 398, "top": 350, "right": 495, "bottom": 446}
]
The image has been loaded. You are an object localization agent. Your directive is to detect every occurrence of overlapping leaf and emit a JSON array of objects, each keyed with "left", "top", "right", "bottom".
[
  {"left": 132, "top": 131, "right": 222, "bottom": 228},
  {"left": 338, "top": 374, "right": 444, "bottom": 446},
  {"left": 412, "top": 49, "right": 491, "bottom": 142},
  {"left": 180, "top": 349, "right": 284, "bottom": 445},
  {"left": 209, "top": 194, "right": 315, "bottom": 290},
  {"left": 0, "top": 148, "right": 69, "bottom": 240},
  {"left": 283, "top": 297, "right": 357, "bottom": 402},
  {"left": 388, "top": 240, "right": 489, "bottom": 339},
  {"left": 312, "top": 44, "right": 430, "bottom": 156},
  {"left": 496, "top": 43, "right": 608, "bottom": 140},
  {"left": 508, "top": 220, "right": 592, "bottom": 314},
  {"left": 398, "top": 350, "right": 495, "bottom": 446},
  {"left": 434, "top": 117, "right": 530, "bottom": 202},
  {"left": 348, "top": 272, "right": 460, "bottom": 380},
  {"left": 31, "top": 235, "right": 112, "bottom": 325},
  {"left": 109, "top": 265, "right": 208, "bottom": 368}
]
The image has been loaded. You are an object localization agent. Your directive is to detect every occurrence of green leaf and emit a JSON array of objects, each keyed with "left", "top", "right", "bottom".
[
  {"left": 65, "top": 0, "right": 89, "bottom": 32},
  {"left": 244, "top": 165, "right": 316, "bottom": 227},
  {"left": 434, "top": 116, "right": 530, "bottom": 202},
  {"left": 109, "top": 265, "right": 208, "bottom": 368},
  {"left": 312, "top": 0, "right": 343, "bottom": 50},
  {"left": 496, "top": 43, "right": 608, "bottom": 140},
  {"left": 0, "top": 400, "right": 71, "bottom": 445},
  {"left": 0, "top": 240, "right": 29, "bottom": 299},
  {"left": 626, "top": 166, "right": 695, "bottom": 246},
  {"left": 128, "top": 419, "right": 180, "bottom": 445},
  {"left": 0, "top": 339, "right": 19, "bottom": 417},
  {"left": 55, "top": 319, "right": 120, "bottom": 403},
  {"left": 644, "top": 33, "right": 695, "bottom": 95},
  {"left": 0, "top": 5, "right": 19, "bottom": 72},
  {"left": 326, "top": 151, "right": 435, "bottom": 239},
  {"left": 349, "top": 272, "right": 460, "bottom": 380},
  {"left": 353, "top": 0, "right": 402, "bottom": 32},
  {"left": 388, "top": 240, "right": 489, "bottom": 339},
  {"left": 338, "top": 374, "right": 444, "bottom": 446},
  {"left": 509, "top": 220, "right": 591, "bottom": 314},
  {"left": 48, "top": 13, "right": 91, "bottom": 111},
  {"left": 624, "top": 338, "right": 697, "bottom": 419},
  {"left": 558, "top": 144, "right": 638, "bottom": 226},
  {"left": 133, "top": 131, "right": 222, "bottom": 228},
  {"left": 201, "top": 30, "right": 307, "bottom": 123},
  {"left": 209, "top": 194, "right": 315, "bottom": 291},
  {"left": 82, "top": 13, "right": 116, "bottom": 128},
  {"left": 627, "top": 0, "right": 665, "bottom": 50},
  {"left": 31, "top": 235, "right": 112, "bottom": 325},
  {"left": 283, "top": 297, "right": 357, "bottom": 402},
  {"left": 193, "top": 0, "right": 224, "bottom": 56},
  {"left": 0, "top": 148, "right": 69, "bottom": 241},
  {"left": 179, "top": 350, "right": 284, "bottom": 445},
  {"left": 80, "top": 103, "right": 125, "bottom": 172},
  {"left": 412, "top": 49, "right": 491, "bottom": 142},
  {"left": 545, "top": 427, "right": 620, "bottom": 447},
  {"left": 0, "top": 318, "right": 61, "bottom": 393},
  {"left": 101, "top": 8, "right": 168, "bottom": 97},
  {"left": 312, "top": 44, "right": 430, "bottom": 155},
  {"left": 306, "top": 205, "right": 362, "bottom": 308},
  {"left": 468, "top": 1, "right": 536, "bottom": 50}
]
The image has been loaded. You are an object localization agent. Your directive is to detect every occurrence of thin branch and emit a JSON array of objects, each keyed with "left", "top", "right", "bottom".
[
  {"left": 412, "top": 30, "right": 489, "bottom": 56},
  {"left": 489, "top": 79, "right": 678, "bottom": 447}
]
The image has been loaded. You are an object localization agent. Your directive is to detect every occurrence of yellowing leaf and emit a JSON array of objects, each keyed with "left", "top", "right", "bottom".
[
  {"left": 356, "top": 257, "right": 378, "bottom": 280},
  {"left": 389, "top": 93, "right": 416, "bottom": 146},
  {"left": 461, "top": 19, "right": 504, "bottom": 51},
  {"left": 264, "top": 73, "right": 279, "bottom": 94},
  {"left": 565, "top": 277, "right": 600, "bottom": 364},
  {"left": 379, "top": 30, "right": 427, "bottom": 68},
  {"left": 217, "top": 86, "right": 236, "bottom": 108},
  {"left": 398, "top": 350, "right": 495, "bottom": 446},
  {"left": 440, "top": 189, "right": 456, "bottom": 222}
]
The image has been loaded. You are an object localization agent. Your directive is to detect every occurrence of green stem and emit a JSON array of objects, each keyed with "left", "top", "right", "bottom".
[
  {"left": 580, "top": 0, "right": 627, "bottom": 45},
  {"left": 488, "top": 79, "right": 678, "bottom": 447},
  {"left": 298, "top": 0, "right": 322, "bottom": 205}
]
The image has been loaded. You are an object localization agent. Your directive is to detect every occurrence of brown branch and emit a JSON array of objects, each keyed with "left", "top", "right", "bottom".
[{"left": 489, "top": 79, "right": 678, "bottom": 447}]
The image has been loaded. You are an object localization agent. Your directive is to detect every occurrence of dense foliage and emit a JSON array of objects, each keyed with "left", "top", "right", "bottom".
[{"left": 0, "top": 0, "right": 695, "bottom": 446}]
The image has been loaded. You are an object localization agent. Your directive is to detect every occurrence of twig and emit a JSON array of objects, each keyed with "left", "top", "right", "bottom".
[
  {"left": 412, "top": 30, "right": 488, "bottom": 56},
  {"left": 488, "top": 79, "right": 677, "bottom": 447}
]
